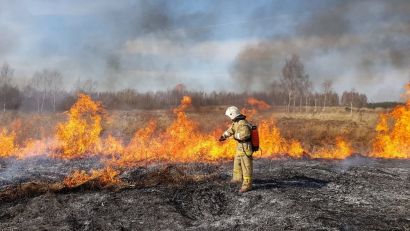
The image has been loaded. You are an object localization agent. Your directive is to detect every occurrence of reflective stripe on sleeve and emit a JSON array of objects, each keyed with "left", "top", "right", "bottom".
[{"left": 223, "top": 131, "right": 230, "bottom": 137}]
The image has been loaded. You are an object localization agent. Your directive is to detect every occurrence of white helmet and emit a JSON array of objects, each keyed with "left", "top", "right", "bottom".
[{"left": 225, "top": 106, "right": 241, "bottom": 120}]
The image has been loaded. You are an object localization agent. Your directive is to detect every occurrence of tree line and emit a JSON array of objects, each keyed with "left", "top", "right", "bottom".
[
  {"left": 276, "top": 54, "right": 368, "bottom": 112},
  {"left": 0, "top": 59, "right": 370, "bottom": 112}
]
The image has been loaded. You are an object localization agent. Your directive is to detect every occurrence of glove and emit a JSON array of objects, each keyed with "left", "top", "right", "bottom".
[{"left": 218, "top": 136, "right": 226, "bottom": 142}]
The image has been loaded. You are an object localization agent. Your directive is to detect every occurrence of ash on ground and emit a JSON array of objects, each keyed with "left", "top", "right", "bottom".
[{"left": 0, "top": 157, "right": 409, "bottom": 230}]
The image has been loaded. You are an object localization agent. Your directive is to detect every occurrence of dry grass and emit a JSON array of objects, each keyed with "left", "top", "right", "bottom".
[
  {"left": 0, "top": 111, "right": 64, "bottom": 145},
  {"left": 266, "top": 106, "right": 382, "bottom": 154},
  {"left": 0, "top": 106, "right": 386, "bottom": 154},
  {"left": 106, "top": 106, "right": 383, "bottom": 154}
]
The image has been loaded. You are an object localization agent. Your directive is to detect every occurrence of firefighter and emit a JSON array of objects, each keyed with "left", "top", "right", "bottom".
[{"left": 219, "top": 106, "right": 253, "bottom": 193}]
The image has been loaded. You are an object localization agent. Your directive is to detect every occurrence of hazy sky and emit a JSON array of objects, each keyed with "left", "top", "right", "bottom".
[{"left": 0, "top": 0, "right": 409, "bottom": 101}]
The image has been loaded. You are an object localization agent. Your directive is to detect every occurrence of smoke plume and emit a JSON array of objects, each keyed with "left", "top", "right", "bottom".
[
  {"left": 1, "top": 0, "right": 410, "bottom": 100},
  {"left": 230, "top": 0, "right": 410, "bottom": 100}
]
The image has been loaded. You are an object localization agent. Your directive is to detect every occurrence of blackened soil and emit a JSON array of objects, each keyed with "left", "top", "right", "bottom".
[{"left": 0, "top": 158, "right": 409, "bottom": 230}]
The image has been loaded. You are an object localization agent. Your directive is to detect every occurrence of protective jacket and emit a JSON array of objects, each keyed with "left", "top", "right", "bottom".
[
  {"left": 221, "top": 114, "right": 253, "bottom": 191},
  {"left": 222, "top": 115, "right": 253, "bottom": 156}
]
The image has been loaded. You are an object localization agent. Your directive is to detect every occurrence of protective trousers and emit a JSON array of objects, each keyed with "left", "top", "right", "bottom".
[{"left": 232, "top": 153, "right": 253, "bottom": 190}]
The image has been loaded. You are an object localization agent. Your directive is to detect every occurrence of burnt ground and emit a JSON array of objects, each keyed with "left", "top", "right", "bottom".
[{"left": 0, "top": 157, "right": 409, "bottom": 231}]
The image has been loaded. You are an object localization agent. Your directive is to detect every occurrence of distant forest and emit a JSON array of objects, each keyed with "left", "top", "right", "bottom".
[{"left": 0, "top": 57, "right": 391, "bottom": 113}]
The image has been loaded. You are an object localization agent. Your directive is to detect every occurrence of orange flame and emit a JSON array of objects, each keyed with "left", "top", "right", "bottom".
[
  {"left": 4, "top": 91, "right": 410, "bottom": 190},
  {"left": 247, "top": 97, "right": 271, "bottom": 110},
  {"left": 101, "top": 135, "right": 124, "bottom": 158},
  {"left": 311, "top": 137, "right": 352, "bottom": 159},
  {"left": 113, "top": 119, "right": 159, "bottom": 167},
  {"left": 19, "top": 139, "right": 52, "bottom": 159},
  {"left": 241, "top": 97, "right": 271, "bottom": 120},
  {"left": 257, "top": 119, "right": 304, "bottom": 158},
  {"left": 0, "top": 129, "right": 17, "bottom": 158},
  {"left": 63, "top": 167, "right": 121, "bottom": 188},
  {"left": 56, "top": 94, "right": 104, "bottom": 158},
  {"left": 109, "top": 96, "right": 233, "bottom": 166},
  {"left": 2, "top": 90, "right": 409, "bottom": 168},
  {"left": 240, "top": 97, "right": 303, "bottom": 158},
  {"left": 371, "top": 83, "right": 410, "bottom": 159}
]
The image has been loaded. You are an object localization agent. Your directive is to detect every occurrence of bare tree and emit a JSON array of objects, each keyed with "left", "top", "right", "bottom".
[
  {"left": 46, "top": 70, "right": 63, "bottom": 112},
  {"left": 341, "top": 88, "right": 368, "bottom": 115},
  {"left": 349, "top": 88, "right": 356, "bottom": 116},
  {"left": 0, "top": 62, "right": 14, "bottom": 112},
  {"left": 49, "top": 71, "right": 63, "bottom": 112},
  {"left": 74, "top": 78, "right": 98, "bottom": 94},
  {"left": 321, "top": 79, "right": 333, "bottom": 112},
  {"left": 31, "top": 71, "right": 45, "bottom": 113},
  {"left": 281, "top": 54, "right": 309, "bottom": 113},
  {"left": 28, "top": 69, "right": 65, "bottom": 112},
  {"left": 30, "top": 69, "right": 54, "bottom": 113},
  {"left": 303, "top": 79, "right": 313, "bottom": 112}
]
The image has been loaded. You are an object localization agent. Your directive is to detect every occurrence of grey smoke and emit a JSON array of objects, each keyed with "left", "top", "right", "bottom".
[
  {"left": 0, "top": 25, "right": 18, "bottom": 59},
  {"left": 332, "top": 155, "right": 376, "bottom": 173},
  {"left": 75, "top": 0, "right": 217, "bottom": 90},
  {"left": 1, "top": 0, "right": 410, "bottom": 100},
  {"left": 230, "top": 0, "right": 410, "bottom": 100}
]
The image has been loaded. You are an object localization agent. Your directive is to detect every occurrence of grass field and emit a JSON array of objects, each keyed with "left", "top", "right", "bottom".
[
  {"left": 0, "top": 105, "right": 386, "bottom": 156},
  {"left": 1, "top": 105, "right": 409, "bottom": 230}
]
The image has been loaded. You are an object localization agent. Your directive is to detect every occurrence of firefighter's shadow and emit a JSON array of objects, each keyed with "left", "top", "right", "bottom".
[{"left": 252, "top": 176, "right": 329, "bottom": 190}]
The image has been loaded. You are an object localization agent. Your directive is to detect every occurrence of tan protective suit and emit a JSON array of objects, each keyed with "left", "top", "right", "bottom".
[{"left": 222, "top": 116, "right": 253, "bottom": 191}]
